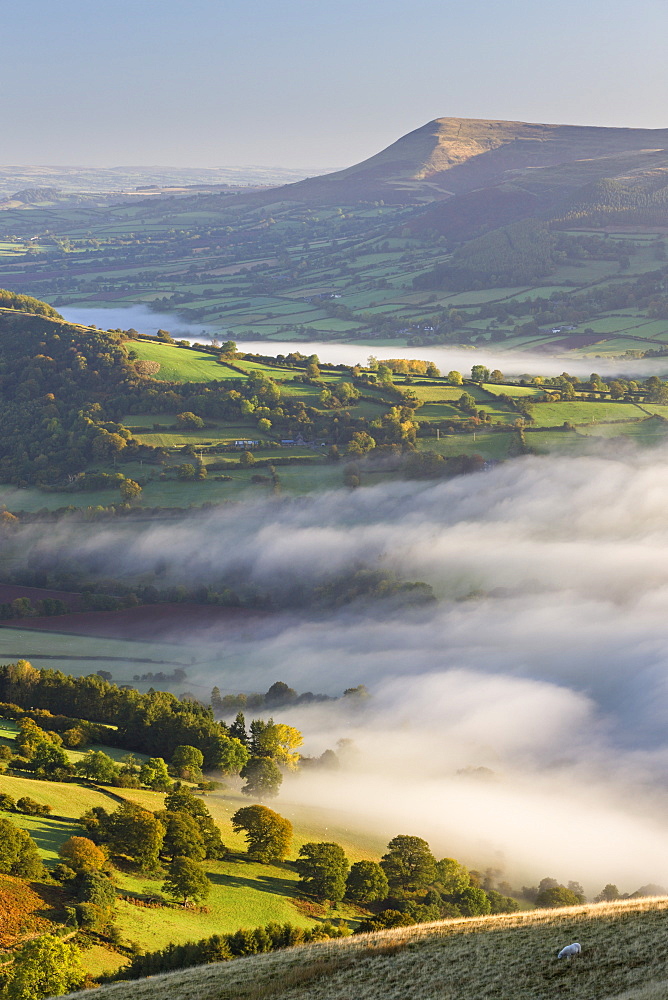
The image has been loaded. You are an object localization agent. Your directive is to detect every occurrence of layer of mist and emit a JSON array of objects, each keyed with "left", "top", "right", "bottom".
[
  {"left": 58, "top": 305, "right": 212, "bottom": 340},
  {"left": 58, "top": 304, "right": 668, "bottom": 378},
  {"left": 10, "top": 447, "right": 668, "bottom": 890}
]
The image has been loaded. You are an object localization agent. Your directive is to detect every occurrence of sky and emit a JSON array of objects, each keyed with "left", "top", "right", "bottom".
[{"left": 4, "top": 0, "right": 668, "bottom": 169}]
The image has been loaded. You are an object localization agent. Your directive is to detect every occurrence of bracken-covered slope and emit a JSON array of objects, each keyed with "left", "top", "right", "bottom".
[
  {"left": 261, "top": 117, "right": 668, "bottom": 209},
  {"left": 60, "top": 897, "right": 668, "bottom": 1000}
]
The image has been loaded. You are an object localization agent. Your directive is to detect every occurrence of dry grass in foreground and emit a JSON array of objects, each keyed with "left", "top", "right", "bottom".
[{"left": 58, "top": 897, "right": 668, "bottom": 1000}]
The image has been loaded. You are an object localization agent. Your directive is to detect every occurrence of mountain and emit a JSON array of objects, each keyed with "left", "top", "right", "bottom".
[{"left": 251, "top": 117, "right": 668, "bottom": 237}]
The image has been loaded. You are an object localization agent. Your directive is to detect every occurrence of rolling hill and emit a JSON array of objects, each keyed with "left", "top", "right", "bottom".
[{"left": 59, "top": 897, "right": 668, "bottom": 1000}]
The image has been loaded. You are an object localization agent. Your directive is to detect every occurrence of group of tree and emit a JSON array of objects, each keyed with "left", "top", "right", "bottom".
[
  {"left": 116, "top": 920, "right": 350, "bottom": 981},
  {"left": 3, "top": 714, "right": 215, "bottom": 793},
  {"left": 287, "top": 833, "right": 520, "bottom": 928},
  {"left": 210, "top": 680, "right": 338, "bottom": 715},
  {"left": 0, "top": 662, "right": 253, "bottom": 773},
  {"left": 79, "top": 783, "right": 226, "bottom": 893}
]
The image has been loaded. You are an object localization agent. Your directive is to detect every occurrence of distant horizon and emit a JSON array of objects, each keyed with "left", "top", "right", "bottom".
[
  {"left": 6, "top": 111, "right": 668, "bottom": 173},
  {"left": 0, "top": 162, "right": 339, "bottom": 172}
]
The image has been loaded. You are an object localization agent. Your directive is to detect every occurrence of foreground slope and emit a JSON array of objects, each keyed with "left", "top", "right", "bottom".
[{"left": 60, "top": 898, "right": 668, "bottom": 1000}]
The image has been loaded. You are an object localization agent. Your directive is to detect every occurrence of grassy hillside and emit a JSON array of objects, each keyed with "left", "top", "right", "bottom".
[
  {"left": 58, "top": 897, "right": 668, "bottom": 1000},
  {"left": 0, "top": 766, "right": 375, "bottom": 962}
]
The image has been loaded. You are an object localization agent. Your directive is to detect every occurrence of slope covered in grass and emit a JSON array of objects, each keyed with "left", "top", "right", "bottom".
[{"left": 60, "top": 897, "right": 668, "bottom": 1000}]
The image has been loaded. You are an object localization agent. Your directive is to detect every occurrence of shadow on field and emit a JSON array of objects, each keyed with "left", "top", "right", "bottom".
[
  {"left": 208, "top": 868, "right": 301, "bottom": 900},
  {"left": 14, "top": 816, "right": 73, "bottom": 860}
]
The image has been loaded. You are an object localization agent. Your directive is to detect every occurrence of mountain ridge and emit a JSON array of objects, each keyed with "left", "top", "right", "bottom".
[{"left": 252, "top": 117, "right": 668, "bottom": 209}]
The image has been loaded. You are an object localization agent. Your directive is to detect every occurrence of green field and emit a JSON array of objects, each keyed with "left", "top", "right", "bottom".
[
  {"left": 481, "top": 383, "right": 545, "bottom": 397},
  {"left": 131, "top": 341, "right": 242, "bottom": 382},
  {"left": 0, "top": 775, "right": 116, "bottom": 826},
  {"left": 526, "top": 429, "right": 591, "bottom": 455},
  {"left": 413, "top": 402, "right": 465, "bottom": 422},
  {"left": 0, "top": 628, "right": 191, "bottom": 687},
  {"left": 417, "top": 431, "right": 517, "bottom": 460},
  {"left": 529, "top": 400, "right": 645, "bottom": 427}
]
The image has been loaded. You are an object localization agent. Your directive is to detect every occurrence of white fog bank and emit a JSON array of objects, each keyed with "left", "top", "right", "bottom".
[{"left": 12, "top": 447, "right": 668, "bottom": 890}]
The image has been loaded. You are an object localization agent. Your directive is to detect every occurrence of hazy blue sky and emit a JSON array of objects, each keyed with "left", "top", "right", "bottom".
[{"left": 5, "top": 0, "right": 668, "bottom": 168}]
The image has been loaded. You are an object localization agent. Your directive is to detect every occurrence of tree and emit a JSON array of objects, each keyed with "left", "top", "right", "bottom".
[
  {"left": 355, "top": 910, "right": 415, "bottom": 933},
  {"left": 249, "top": 720, "right": 303, "bottom": 770},
  {"left": 134, "top": 359, "right": 161, "bottom": 377},
  {"left": 176, "top": 411, "right": 205, "bottom": 429},
  {"left": 343, "top": 465, "right": 360, "bottom": 488},
  {"left": 75, "top": 870, "right": 117, "bottom": 916},
  {"left": 567, "top": 880, "right": 586, "bottom": 902},
  {"left": 171, "top": 745, "right": 204, "bottom": 781},
  {"left": 335, "top": 381, "right": 360, "bottom": 404},
  {"left": 239, "top": 450, "right": 255, "bottom": 467},
  {"left": 240, "top": 757, "right": 282, "bottom": 799},
  {"left": 536, "top": 885, "right": 583, "bottom": 908},
  {"left": 139, "top": 756, "right": 172, "bottom": 791},
  {"left": 458, "top": 392, "right": 477, "bottom": 415},
  {"left": 15, "top": 720, "right": 53, "bottom": 758},
  {"left": 454, "top": 885, "right": 492, "bottom": 916},
  {"left": 229, "top": 712, "right": 248, "bottom": 745},
  {"left": 486, "top": 889, "right": 520, "bottom": 914},
  {"left": 220, "top": 340, "right": 237, "bottom": 356},
  {"left": 447, "top": 370, "right": 463, "bottom": 385},
  {"left": 162, "top": 856, "right": 210, "bottom": 905},
  {"left": 4, "top": 935, "right": 84, "bottom": 1000},
  {"left": 0, "top": 819, "right": 45, "bottom": 879},
  {"left": 595, "top": 883, "right": 620, "bottom": 902},
  {"left": 177, "top": 463, "right": 197, "bottom": 480},
  {"left": 163, "top": 811, "right": 207, "bottom": 861},
  {"left": 231, "top": 805, "right": 293, "bottom": 863},
  {"left": 346, "top": 431, "right": 375, "bottom": 457},
  {"left": 107, "top": 803, "right": 164, "bottom": 871},
  {"left": 345, "top": 860, "right": 389, "bottom": 903},
  {"left": 27, "top": 740, "right": 71, "bottom": 779},
  {"left": 295, "top": 842, "right": 349, "bottom": 903},
  {"left": 207, "top": 733, "right": 250, "bottom": 775},
  {"left": 264, "top": 681, "right": 297, "bottom": 706},
  {"left": 58, "top": 836, "right": 106, "bottom": 872},
  {"left": 119, "top": 478, "right": 142, "bottom": 503},
  {"left": 435, "top": 857, "right": 470, "bottom": 894},
  {"left": 381, "top": 835, "right": 436, "bottom": 894},
  {"left": 163, "top": 785, "right": 227, "bottom": 859},
  {"left": 16, "top": 798, "right": 51, "bottom": 817},
  {"left": 76, "top": 749, "right": 119, "bottom": 784},
  {"left": 490, "top": 369, "right": 503, "bottom": 382}
]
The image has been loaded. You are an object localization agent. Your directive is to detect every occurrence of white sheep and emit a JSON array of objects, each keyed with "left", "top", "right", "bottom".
[{"left": 557, "top": 942, "right": 581, "bottom": 959}]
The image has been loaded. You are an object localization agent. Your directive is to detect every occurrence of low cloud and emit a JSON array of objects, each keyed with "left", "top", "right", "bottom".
[{"left": 8, "top": 447, "right": 668, "bottom": 890}]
